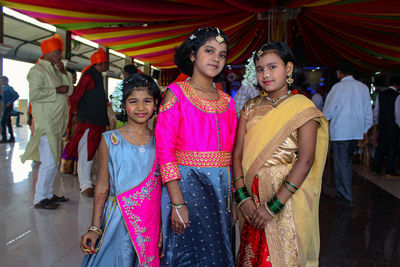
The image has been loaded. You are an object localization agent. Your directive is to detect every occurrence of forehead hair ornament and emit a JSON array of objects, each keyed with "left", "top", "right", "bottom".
[
  {"left": 257, "top": 49, "right": 264, "bottom": 57},
  {"left": 215, "top": 28, "right": 224, "bottom": 43}
]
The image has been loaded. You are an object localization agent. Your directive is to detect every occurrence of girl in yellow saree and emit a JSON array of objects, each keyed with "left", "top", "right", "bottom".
[{"left": 233, "top": 42, "right": 329, "bottom": 266}]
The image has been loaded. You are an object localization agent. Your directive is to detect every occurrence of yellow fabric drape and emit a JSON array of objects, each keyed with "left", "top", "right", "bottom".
[{"left": 242, "top": 94, "right": 329, "bottom": 266}]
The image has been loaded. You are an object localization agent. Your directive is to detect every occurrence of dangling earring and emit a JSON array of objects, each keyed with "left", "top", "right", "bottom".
[{"left": 286, "top": 74, "right": 294, "bottom": 85}]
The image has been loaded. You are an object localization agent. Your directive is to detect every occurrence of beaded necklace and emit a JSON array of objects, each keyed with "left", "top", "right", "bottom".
[{"left": 125, "top": 125, "right": 150, "bottom": 153}]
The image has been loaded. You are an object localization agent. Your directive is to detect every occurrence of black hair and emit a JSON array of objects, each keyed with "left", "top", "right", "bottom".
[
  {"left": 174, "top": 27, "right": 229, "bottom": 82},
  {"left": 389, "top": 76, "right": 400, "bottom": 86},
  {"left": 253, "top": 42, "right": 303, "bottom": 91},
  {"left": 123, "top": 64, "right": 138, "bottom": 77},
  {"left": 337, "top": 60, "right": 354, "bottom": 75},
  {"left": 1, "top": 76, "right": 9, "bottom": 83},
  {"left": 66, "top": 68, "right": 76, "bottom": 75},
  {"left": 117, "top": 73, "right": 162, "bottom": 123}
]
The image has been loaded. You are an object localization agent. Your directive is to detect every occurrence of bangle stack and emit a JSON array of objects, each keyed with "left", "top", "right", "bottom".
[
  {"left": 235, "top": 187, "right": 251, "bottom": 208},
  {"left": 283, "top": 180, "right": 298, "bottom": 194},
  {"left": 265, "top": 195, "right": 285, "bottom": 217}
]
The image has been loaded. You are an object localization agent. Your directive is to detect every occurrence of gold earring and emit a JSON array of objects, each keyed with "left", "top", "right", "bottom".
[{"left": 286, "top": 74, "right": 294, "bottom": 85}]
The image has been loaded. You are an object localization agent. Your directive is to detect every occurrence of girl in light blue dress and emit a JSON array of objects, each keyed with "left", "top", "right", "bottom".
[{"left": 80, "top": 73, "right": 162, "bottom": 267}]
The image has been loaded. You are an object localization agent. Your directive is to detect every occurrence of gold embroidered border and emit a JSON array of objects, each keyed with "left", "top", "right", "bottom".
[
  {"left": 177, "top": 81, "right": 230, "bottom": 113},
  {"left": 176, "top": 150, "right": 231, "bottom": 167},
  {"left": 159, "top": 94, "right": 177, "bottom": 113},
  {"left": 160, "top": 162, "right": 181, "bottom": 184}
]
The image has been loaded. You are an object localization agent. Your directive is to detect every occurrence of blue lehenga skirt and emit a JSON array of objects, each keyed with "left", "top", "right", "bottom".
[{"left": 161, "top": 165, "right": 234, "bottom": 267}]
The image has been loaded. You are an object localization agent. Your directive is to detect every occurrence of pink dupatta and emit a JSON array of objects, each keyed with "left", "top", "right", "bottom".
[{"left": 117, "top": 157, "right": 161, "bottom": 267}]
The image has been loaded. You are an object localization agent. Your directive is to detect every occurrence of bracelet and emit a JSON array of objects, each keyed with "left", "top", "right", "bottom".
[
  {"left": 234, "top": 187, "right": 250, "bottom": 204},
  {"left": 171, "top": 203, "right": 186, "bottom": 208},
  {"left": 174, "top": 206, "right": 187, "bottom": 228},
  {"left": 234, "top": 175, "right": 244, "bottom": 183},
  {"left": 264, "top": 202, "right": 277, "bottom": 217},
  {"left": 237, "top": 197, "right": 252, "bottom": 209},
  {"left": 284, "top": 180, "right": 298, "bottom": 191},
  {"left": 284, "top": 183, "right": 295, "bottom": 194},
  {"left": 266, "top": 195, "right": 285, "bottom": 215},
  {"left": 88, "top": 226, "right": 102, "bottom": 236}
]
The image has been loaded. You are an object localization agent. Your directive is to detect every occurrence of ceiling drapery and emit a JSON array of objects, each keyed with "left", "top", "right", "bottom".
[{"left": 1, "top": 0, "right": 399, "bottom": 71}]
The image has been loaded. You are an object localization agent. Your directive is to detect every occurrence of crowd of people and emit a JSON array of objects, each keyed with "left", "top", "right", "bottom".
[{"left": 1, "top": 25, "right": 397, "bottom": 266}]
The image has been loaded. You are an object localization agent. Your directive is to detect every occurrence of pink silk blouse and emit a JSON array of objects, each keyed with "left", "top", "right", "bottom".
[{"left": 155, "top": 81, "right": 237, "bottom": 184}]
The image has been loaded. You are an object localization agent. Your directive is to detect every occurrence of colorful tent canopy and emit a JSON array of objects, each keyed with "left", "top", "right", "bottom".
[{"left": 1, "top": 0, "right": 399, "bottom": 71}]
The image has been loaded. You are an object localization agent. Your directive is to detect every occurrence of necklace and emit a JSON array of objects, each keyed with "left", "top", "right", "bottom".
[
  {"left": 125, "top": 125, "right": 150, "bottom": 153},
  {"left": 265, "top": 91, "right": 291, "bottom": 106},
  {"left": 189, "top": 79, "right": 215, "bottom": 91}
]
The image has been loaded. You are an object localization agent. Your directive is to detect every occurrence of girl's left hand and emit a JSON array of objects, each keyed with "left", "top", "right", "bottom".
[
  {"left": 158, "top": 229, "right": 164, "bottom": 258},
  {"left": 232, "top": 205, "right": 238, "bottom": 226},
  {"left": 251, "top": 206, "right": 272, "bottom": 229}
]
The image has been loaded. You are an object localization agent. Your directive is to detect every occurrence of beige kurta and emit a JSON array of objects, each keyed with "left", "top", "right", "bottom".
[{"left": 21, "top": 59, "right": 73, "bottom": 164}]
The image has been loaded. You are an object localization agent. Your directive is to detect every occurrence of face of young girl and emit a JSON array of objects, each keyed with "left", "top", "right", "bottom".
[
  {"left": 192, "top": 38, "right": 227, "bottom": 79},
  {"left": 124, "top": 87, "right": 155, "bottom": 125},
  {"left": 255, "top": 51, "right": 293, "bottom": 96}
]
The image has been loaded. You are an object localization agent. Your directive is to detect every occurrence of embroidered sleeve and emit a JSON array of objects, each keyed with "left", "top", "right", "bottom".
[
  {"left": 159, "top": 94, "right": 177, "bottom": 112},
  {"left": 159, "top": 162, "right": 181, "bottom": 184},
  {"left": 155, "top": 89, "right": 181, "bottom": 184}
]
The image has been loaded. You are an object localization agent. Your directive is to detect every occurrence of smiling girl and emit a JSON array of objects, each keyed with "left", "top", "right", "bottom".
[
  {"left": 232, "top": 42, "right": 329, "bottom": 266},
  {"left": 80, "top": 74, "right": 162, "bottom": 267},
  {"left": 155, "top": 27, "right": 237, "bottom": 266}
]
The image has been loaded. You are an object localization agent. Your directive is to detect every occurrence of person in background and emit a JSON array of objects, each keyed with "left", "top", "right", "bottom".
[
  {"left": 122, "top": 64, "right": 138, "bottom": 79},
  {"left": 21, "top": 34, "right": 73, "bottom": 209},
  {"left": 1, "top": 76, "right": 19, "bottom": 143},
  {"left": 65, "top": 48, "right": 110, "bottom": 198},
  {"left": 372, "top": 76, "right": 400, "bottom": 177},
  {"left": 323, "top": 60, "right": 373, "bottom": 206},
  {"left": 311, "top": 86, "right": 325, "bottom": 111}
]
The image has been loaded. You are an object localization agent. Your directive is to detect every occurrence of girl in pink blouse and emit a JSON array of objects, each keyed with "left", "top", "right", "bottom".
[{"left": 155, "top": 27, "right": 237, "bottom": 266}]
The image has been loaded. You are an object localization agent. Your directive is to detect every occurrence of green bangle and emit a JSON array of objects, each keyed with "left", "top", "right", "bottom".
[
  {"left": 234, "top": 187, "right": 250, "bottom": 204},
  {"left": 171, "top": 203, "right": 186, "bottom": 208},
  {"left": 234, "top": 176, "right": 244, "bottom": 183},
  {"left": 267, "top": 199, "right": 280, "bottom": 214},
  {"left": 272, "top": 195, "right": 285, "bottom": 210},
  {"left": 284, "top": 184, "right": 295, "bottom": 194},
  {"left": 285, "top": 180, "right": 298, "bottom": 191}
]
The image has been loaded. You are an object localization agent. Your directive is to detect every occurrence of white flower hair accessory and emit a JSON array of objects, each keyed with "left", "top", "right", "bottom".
[
  {"left": 111, "top": 81, "right": 123, "bottom": 112},
  {"left": 189, "top": 34, "right": 196, "bottom": 40},
  {"left": 242, "top": 51, "right": 257, "bottom": 87}
]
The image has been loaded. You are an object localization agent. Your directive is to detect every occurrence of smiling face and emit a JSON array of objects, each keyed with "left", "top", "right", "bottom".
[
  {"left": 123, "top": 87, "right": 155, "bottom": 125},
  {"left": 255, "top": 51, "right": 293, "bottom": 97},
  {"left": 191, "top": 38, "right": 227, "bottom": 80}
]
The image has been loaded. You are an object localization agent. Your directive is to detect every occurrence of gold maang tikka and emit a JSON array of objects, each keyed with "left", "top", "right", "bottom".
[{"left": 215, "top": 28, "right": 224, "bottom": 43}]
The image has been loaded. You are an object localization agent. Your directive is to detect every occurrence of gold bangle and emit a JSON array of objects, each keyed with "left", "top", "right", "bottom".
[
  {"left": 88, "top": 226, "right": 102, "bottom": 236},
  {"left": 264, "top": 202, "right": 277, "bottom": 217},
  {"left": 237, "top": 197, "right": 252, "bottom": 209}
]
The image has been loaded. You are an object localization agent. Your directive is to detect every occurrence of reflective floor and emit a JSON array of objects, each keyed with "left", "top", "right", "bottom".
[{"left": 0, "top": 126, "right": 399, "bottom": 267}]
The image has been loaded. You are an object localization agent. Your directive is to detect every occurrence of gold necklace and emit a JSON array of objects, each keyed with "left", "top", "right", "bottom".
[
  {"left": 125, "top": 125, "right": 150, "bottom": 153},
  {"left": 189, "top": 79, "right": 215, "bottom": 91},
  {"left": 265, "top": 91, "right": 291, "bottom": 106}
]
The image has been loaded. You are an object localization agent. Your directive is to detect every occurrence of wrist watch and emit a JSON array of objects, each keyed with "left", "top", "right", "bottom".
[{"left": 88, "top": 226, "right": 102, "bottom": 236}]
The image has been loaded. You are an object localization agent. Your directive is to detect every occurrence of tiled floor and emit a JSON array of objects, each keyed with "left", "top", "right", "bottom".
[{"left": 0, "top": 126, "right": 399, "bottom": 267}]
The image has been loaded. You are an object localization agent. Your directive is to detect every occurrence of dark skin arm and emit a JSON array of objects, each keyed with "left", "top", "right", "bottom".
[
  {"left": 232, "top": 114, "right": 257, "bottom": 224},
  {"left": 252, "top": 119, "right": 318, "bottom": 229},
  {"left": 80, "top": 136, "right": 109, "bottom": 254}
]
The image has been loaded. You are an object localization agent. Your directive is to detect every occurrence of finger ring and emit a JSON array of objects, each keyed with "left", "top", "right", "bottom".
[{"left": 83, "top": 248, "right": 91, "bottom": 252}]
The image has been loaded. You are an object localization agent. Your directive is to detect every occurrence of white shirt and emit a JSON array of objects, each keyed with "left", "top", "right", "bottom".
[
  {"left": 311, "top": 92, "right": 323, "bottom": 111},
  {"left": 373, "top": 86, "right": 400, "bottom": 126},
  {"left": 323, "top": 75, "right": 373, "bottom": 141}
]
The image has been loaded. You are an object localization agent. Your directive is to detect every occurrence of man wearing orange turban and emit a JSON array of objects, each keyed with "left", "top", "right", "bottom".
[
  {"left": 65, "top": 48, "right": 110, "bottom": 197},
  {"left": 21, "top": 34, "right": 74, "bottom": 209}
]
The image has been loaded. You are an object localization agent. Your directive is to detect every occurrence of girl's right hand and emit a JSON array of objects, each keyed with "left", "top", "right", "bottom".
[
  {"left": 171, "top": 205, "right": 189, "bottom": 234},
  {"left": 80, "top": 231, "right": 100, "bottom": 255},
  {"left": 238, "top": 198, "right": 257, "bottom": 224}
]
